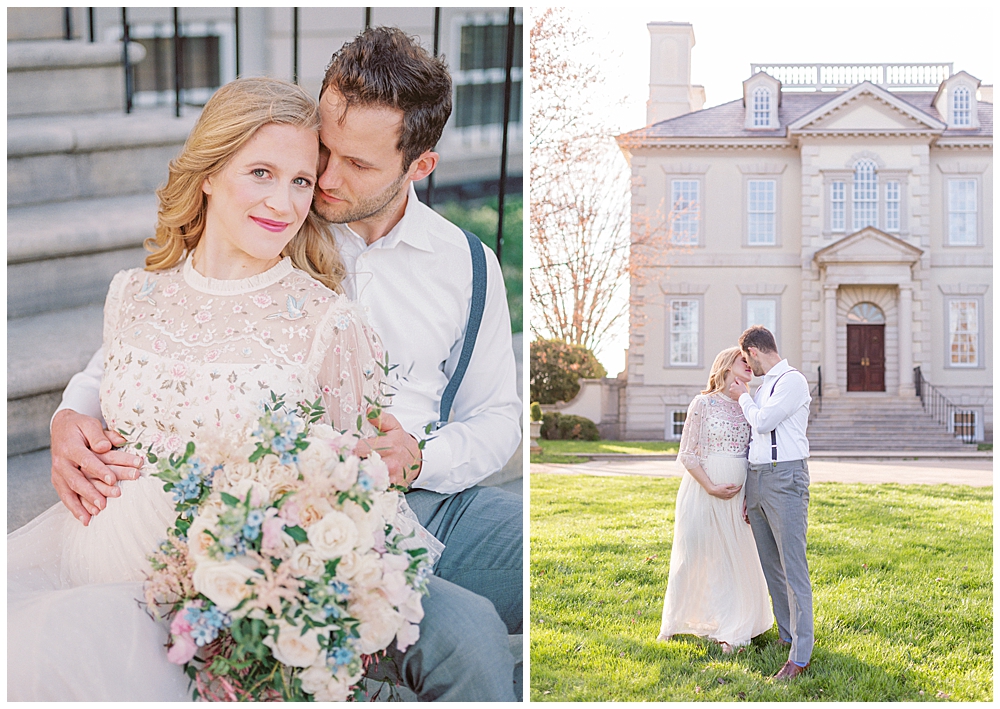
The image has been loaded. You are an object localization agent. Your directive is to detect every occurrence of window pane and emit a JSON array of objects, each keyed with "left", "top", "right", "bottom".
[
  {"left": 885, "top": 180, "right": 900, "bottom": 232},
  {"left": 670, "top": 299, "right": 699, "bottom": 365},
  {"left": 948, "top": 180, "right": 977, "bottom": 244},
  {"left": 753, "top": 87, "right": 770, "bottom": 126},
  {"left": 672, "top": 411, "right": 686, "bottom": 437},
  {"left": 831, "top": 180, "right": 845, "bottom": 232},
  {"left": 949, "top": 300, "right": 978, "bottom": 366},
  {"left": 670, "top": 180, "right": 700, "bottom": 244},
  {"left": 852, "top": 159, "right": 878, "bottom": 230},
  {"left": 953, "top": 86, "right": 971, "bottom": 126},
  {"left": 746, "top": 299, "right": 777, "bottom": 335},
  {"left": 747, "top": 179, "right": 775, "bottom": 245}
]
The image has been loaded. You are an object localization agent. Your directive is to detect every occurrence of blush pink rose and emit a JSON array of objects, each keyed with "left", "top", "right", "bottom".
[{"left": 167, "top": 634, "right": 197, "bottom": 664}]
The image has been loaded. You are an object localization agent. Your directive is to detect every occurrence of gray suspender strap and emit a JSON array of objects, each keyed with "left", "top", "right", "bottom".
[
  {"left": 768, "top": 369, "right": 797, "bottom": 464},
  {"left": 437, "top": 229, "right": 487, "bottom": 429}
]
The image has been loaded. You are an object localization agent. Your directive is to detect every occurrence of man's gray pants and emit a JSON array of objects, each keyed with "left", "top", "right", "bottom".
[
  {"left": 380, "top": 486, "right": 522, "bottom": 701},
  {"left": 746, "top": 460, "right": 814, "bottom": 666}
]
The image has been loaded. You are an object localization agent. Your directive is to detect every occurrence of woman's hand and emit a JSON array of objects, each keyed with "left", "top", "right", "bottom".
[{"left": 708, "top": 482, "right": 742, "bottom": 500}]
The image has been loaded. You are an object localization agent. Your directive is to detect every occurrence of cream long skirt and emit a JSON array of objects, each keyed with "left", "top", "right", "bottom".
[{"left": 657, "top": 455, "right": 773, "bottom": 647}]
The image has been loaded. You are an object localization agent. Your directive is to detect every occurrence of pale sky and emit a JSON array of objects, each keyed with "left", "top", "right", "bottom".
[{"left": 552, "top": 3, "right": 996, "bottom": 375}]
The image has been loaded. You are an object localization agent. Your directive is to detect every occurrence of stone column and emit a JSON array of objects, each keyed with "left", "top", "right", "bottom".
[
  {"left": 823, "top": 284, "right": 839, "bottom": 397},
  {"left": 898, "top": 284, "right": 914, "bottom": 396}
]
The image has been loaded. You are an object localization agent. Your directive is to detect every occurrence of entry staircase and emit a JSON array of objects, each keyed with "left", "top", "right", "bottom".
[
  {"left": 807, "top": 394, "right": 977, "bottom": 451},
  {"left": 7, "top": 8, "right": 200, "bottom": 530}
]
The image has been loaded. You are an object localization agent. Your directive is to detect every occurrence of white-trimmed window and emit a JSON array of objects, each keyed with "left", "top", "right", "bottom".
[
  {"left": 947, "top": 299, "right": 979, "bottom": 367},
  {"left": 666, "top": 409, "right": 687, "bottom": 440},
  {"left": 952, "top": 86, "right": 971, "bottom": 127},
  {"left": 668, "top": 298, "right": 699, "bottom": 366},
  {"left": 947, "top": 179, "right": 977, "bottom": 245},
  {"left": 747, "top": 179, "right": 776, "bottom": 245},
  {"left": 752, "top": 87, "right": 771, "bottom": 127},
  {"left": 831, "top": 180, "right": 846, "bottom": 232},
  {"left": 953, "top": 410, "right": 977, "bottom": 441},
  {"left": 852, "top": 159, "right": 878, "bottom": 230},
  {"left": 884, "top": 180, "right": 901, "bottom": 232},
  {"left": 452, "top": 14, "right": 523, "bottom": 131},
  {"left": 670, "top": 179, "right": 700, "bottom": 245},
  {"left": 745, "top": 298, "right": 778, "bottom": 342}
]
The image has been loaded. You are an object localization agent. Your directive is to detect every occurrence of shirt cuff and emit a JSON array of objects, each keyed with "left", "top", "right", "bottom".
[{"left": 409, "top": 431, "right": 456, "bottom": 494}]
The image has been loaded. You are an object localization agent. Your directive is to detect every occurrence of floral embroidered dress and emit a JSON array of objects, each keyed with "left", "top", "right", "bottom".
[
  {"left": 6, "top": 256, "right": 390, "bottom": 700},
  {"left": 657, "top": 392, "right": 773, "bottom": 648}
]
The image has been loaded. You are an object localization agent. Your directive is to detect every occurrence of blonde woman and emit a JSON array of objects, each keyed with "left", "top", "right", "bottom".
[
  {"left": 657, "top": 347, "right": 773, "bottom": 653},
  {"left": 8, "top": 77, "right": 388, "bottom": 700}
]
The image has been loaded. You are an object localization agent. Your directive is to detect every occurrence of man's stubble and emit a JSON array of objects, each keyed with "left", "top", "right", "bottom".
[{"left": 313, "top": 169, "right": 409, "bottom": 226}]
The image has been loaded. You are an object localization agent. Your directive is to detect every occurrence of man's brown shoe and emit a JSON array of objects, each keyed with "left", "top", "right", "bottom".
[{"left": 773, "top": 660, "right": 808, "bottom": 681}]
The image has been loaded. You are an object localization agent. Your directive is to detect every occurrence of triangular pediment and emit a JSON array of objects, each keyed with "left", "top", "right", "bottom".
[
  {"left": 815, "top": 227, "right": 923, "bottom": 266},
  {"left": 789, "top": 82, "right": 945, "bottom": 133}
]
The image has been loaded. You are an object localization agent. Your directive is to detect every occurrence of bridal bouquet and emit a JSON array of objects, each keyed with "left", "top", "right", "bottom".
[{"left": 143, "top": 394, "right": 433, "bottom": 701}]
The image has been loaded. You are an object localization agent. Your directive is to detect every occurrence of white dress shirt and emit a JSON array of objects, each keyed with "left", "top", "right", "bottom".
[
  {"left": 56, "top": 184, "right": 522, "bottom": 494},
  {"left": 738, "top": 359, "right": 811, "bottom": 465}
]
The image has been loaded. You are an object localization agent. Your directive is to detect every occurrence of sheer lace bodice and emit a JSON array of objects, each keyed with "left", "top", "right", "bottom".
[
  {"left": 101, "top": 256, "right": 384, "bottom": 465},
  {"left": 677, "top": 392, "right": 750, "bottom": 471}
]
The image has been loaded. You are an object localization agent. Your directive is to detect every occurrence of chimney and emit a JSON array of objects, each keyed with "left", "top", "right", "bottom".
[{"left": 646, "top": 22, "right": 705, "bottom": 125}]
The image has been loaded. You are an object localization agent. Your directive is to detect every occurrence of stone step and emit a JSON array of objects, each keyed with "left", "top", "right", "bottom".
[
  {"left": 7, "top": 194, "right": 156, "bottom": 318},
  {"left": 7, "top": 109, "right": 197, "bottom": 206},
  {"left": 8, "top": 39, "right": 145, "bottom": 117},
  {"left": 7, "top": 448, "right": 59, "bottom": 533},
  {"left": 8, "top": 305, "right": 104, "bottom": 456}
]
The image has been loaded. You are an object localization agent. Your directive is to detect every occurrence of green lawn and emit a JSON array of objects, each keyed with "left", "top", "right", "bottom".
[
  {"left": 532, "top": 439, "right": 679, "bottom": 464},
  {"left": 436, "top": 195, "right": 522, "bottom": 333},
  {"left": 530, "top": 474, "right": 993, "bottom": 702}
]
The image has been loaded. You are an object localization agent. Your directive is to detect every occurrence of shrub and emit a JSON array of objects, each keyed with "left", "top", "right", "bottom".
[
  {"left": 530, "top": 402, "right": 543, "bottom": 422},
  {"left": 530, "top": 338, "right": 606, "bottom": 405},
  {"left": 540, "top": 412, "right": 600, "bottom": 441}
]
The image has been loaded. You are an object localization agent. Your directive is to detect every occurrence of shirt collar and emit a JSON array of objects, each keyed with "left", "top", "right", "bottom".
[
  {"left": 763, "top": 358, "right": 791, "bottom": 379},
  {"left": 341, "top": 183, "right": 435, "bottom": 254}
]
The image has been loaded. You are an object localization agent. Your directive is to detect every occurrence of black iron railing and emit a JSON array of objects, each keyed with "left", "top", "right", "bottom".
[
  {"left": 808, "top": 365, "right": 822, "bottom": 422},
  {"left": 70, "top": 6, "right": 517, "bottom": 264},
  {"left": 913, "top": 366, "right": 977, "bottom": 444}
]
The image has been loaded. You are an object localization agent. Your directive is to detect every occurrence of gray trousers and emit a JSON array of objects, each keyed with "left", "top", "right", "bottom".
[
  {"left": 380, "top": 486, "right": 522, "bottom": 701},
  {"left": 746, "top": 460, "right": 814, "bottom": 665}
]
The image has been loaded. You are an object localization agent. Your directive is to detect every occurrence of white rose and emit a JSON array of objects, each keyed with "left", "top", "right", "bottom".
[
  {"left": 309, "top": 423, "right": 336, "bottom": 440},
  {"left": 307, "top": 510, "right": 358, "bottom": 560},
  {"left": 333, "top": 551, "right": 361, "bottom": 580},
  {"left": 227, "top": 478, "right": 270, "bottom": 508},
  {"left": 373, "top": 491, "right": 399, "bottom": 528},
  {"left": 351, "top": 590, "right": 403, "bottom": 655},
  {"left": 380, "top": 568, "right": 410, "bottom": 606},
  {"left": 399, "top": 589, "right": 425, "bottom": 625},
  {"left": 262, "top": 619, "right": 322, "bottom": 668},
  {"left": 342, "top": 501, "right": 377, "bottom": 553},
  {"left": 299, "top": 664, "right": 360, "bottom": 702},
  {"left": 288, "top": 544, "right": 326, "bottom": 579},
  {"left": 329, "top": 457, "right": 359, "bottom": 491},
  {"left": 349, "top": 553, "right": 384, "bottom": 589},
  {"left": 359, "top": 454, "right": 390, "bottom": 491},
  {"left": 186, "top": 510, "right": 220, "bottom": 563},
  {"left": 396, "top": 621, "right": 420, "bottom": 652},
  {"left": 192, "top": 559, "right": 257, "bottom": 612},
  {"left": 296, "top": 438, "right": 336, "bottom": 477}
]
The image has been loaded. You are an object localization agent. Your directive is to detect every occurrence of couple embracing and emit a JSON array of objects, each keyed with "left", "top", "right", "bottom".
[
  {"left": 657, "top": 326, "right": 814, "bottom": 681},
  {"left": 9, "top": 27, "right": 520, "bottom": 702}
]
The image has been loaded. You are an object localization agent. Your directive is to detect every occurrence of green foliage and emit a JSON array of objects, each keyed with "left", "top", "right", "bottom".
[
  {"left": 436, "top": 195, "right": 523, "bottom": 333},
  {"left": 540, "top": 412, "right": 600, "bottom": 441},
  {"left": 530, "top": 475, "right": 993, "bottom": 702},
  {"left": 530, "top": 402, "right": 543, "bottom": 422},
  {"left": 530, "top": 338, "right": 606, "bottom": 405}
]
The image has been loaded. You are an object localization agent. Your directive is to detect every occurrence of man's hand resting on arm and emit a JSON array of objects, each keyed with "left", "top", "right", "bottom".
[
  {"left": 50, "top": 409, "right": 144, "bottom": 526},
  {"left": 353, "top": 411, "right": 422, "bottom": 489}
]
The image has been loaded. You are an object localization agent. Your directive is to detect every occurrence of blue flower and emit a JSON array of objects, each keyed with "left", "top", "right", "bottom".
[
  {"left": 328, "top": 645, "right": 355, "bottom": 667},
  {"left": 356, "top": 472, "right": 374, "bottom": 492}
]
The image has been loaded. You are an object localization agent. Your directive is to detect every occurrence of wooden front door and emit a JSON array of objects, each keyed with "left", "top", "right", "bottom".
[{"left": 847, "top": 324, "right": 885, "bottom": 391}]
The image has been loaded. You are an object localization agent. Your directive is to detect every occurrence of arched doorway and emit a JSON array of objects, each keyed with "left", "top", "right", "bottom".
[{"left": 847, "top": 302, "right": 885, "bottom": 391}]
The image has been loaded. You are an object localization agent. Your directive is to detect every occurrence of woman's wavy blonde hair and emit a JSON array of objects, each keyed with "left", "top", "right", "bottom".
[
  {"left": 702, "top": 346, "right": 745, "bottom": 395},
  {"left": 144, "top": 77, "right": 346, "bottom": 292}
]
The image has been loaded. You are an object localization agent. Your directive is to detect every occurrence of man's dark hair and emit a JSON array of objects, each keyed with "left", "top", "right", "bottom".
[
  {"left": 739, "top": 325, "right": 778, "bottom": 354},
  {"left": 321, "top": 26, "right": 452, "bottom": 170}
]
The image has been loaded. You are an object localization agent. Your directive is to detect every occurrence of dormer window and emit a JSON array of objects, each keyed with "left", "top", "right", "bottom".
[
  {"left": 933, "top": 70, "right": 980, "bottom": 129},
  {"left": 952, "top": 86, "right": 971, "bottom": 126},
  {"left": 743, "top": 71, "right": 781, "bottom": 129},
  {"left": 752, "top": 87, "right": 771, "bottom": 127}
]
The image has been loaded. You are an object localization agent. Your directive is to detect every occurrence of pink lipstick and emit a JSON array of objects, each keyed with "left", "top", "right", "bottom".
[{"left": 251, "top": 216, "right": 290, "bottom": 232}]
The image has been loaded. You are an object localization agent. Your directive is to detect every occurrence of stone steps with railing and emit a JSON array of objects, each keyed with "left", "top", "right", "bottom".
[{"left": 807, "top": 395, "right": 975, "bottom": 450}]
